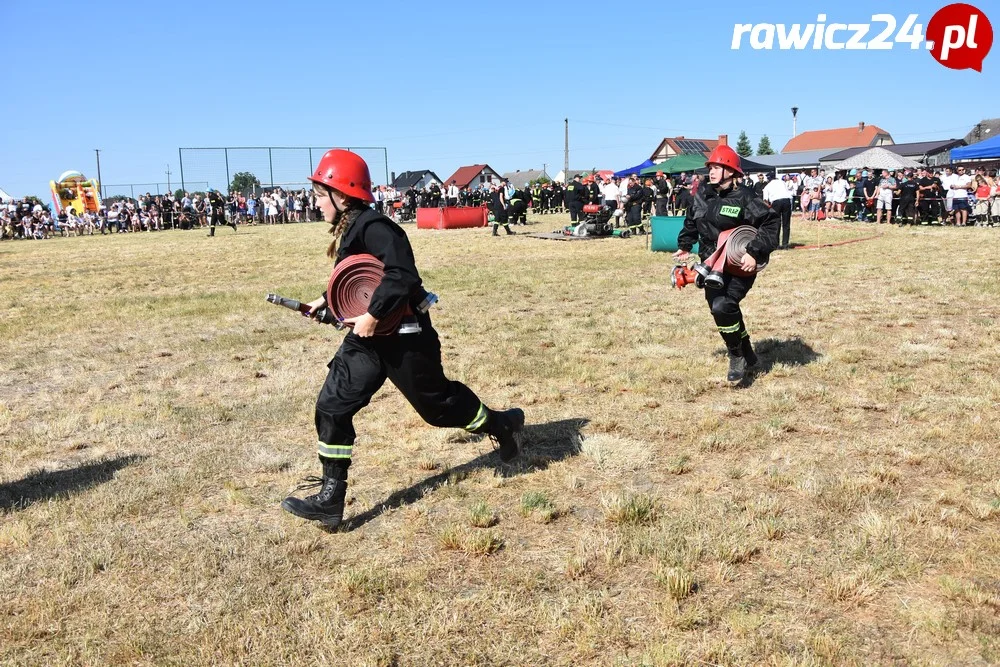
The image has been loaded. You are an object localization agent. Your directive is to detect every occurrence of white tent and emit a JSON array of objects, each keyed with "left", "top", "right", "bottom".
[
  {"left": 0, "top": 188, "right": 12, "bottom": 203},
  {"left": 833, "top": 147, "right": 922, "bottom": 171}
]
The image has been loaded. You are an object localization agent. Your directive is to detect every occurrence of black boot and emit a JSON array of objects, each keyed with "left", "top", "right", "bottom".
[
  {"left": 727, "top": 352, "right": 747, "bottom": 384},
  {"left": 741, "top": 337, "right": 758, "bottom": 368},
  {"left": 492, "top": 224, "right": 499, "bottom": 236},
  {"left": 281, "top": 457, "right": 348, "bottom": 528},
  {"left": 505, "top": 225, "right": 516, "bottom": 235},
  {"left": 480, "top": 408, "right": 525, "bottom": 462}
]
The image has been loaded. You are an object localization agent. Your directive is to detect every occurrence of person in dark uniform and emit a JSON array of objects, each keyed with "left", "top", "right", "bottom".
[
  {"left": 428, "top": 182, "right": 442, "bottom": 208},
  {"left": 916, "top": 168, "right": 939, "bottom": 223},
  {"left": 508, "top": 186, "right": 528, "bottom": 225},
  {"left": 490, "top": 184, "right": 515, "bottom": 236},
  {"left": 565, "top": 174, "right": 585, "bottom": 222},
  {"left": 641, "top": 178, "right": 655, "bottom": 218},
  {"left": 672, "top": 145, "right": 779, "bottom": 384},
  {"left": 552, "top": 182, "right": 565, "bottom": 213},
  {"left": 623, "top": 174, "right": 644, "bottom": 230},
  {"left": 207, "top": 188, "right": 238, "bottom": 236},
  {"left": 654, "top": 172, "right": 672, "bottom": 216},
  {"left": 282, "top": 150, "right": 525, "bottom": 529},
  {"left": 897, "top": 172, "right": 919, "bottom": 225},
  {"left": 531, "top": 183, "right": 543, "bottom": 214},
  {"left": 587, "top": 176, "right": 602, "bottom": 205}
]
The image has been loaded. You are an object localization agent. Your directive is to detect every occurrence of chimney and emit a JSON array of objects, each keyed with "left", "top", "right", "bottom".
[
  {"left": 718, "top": 134, "right": 728, "bottom": 146},
  {"left": 859, "top": 121, "right": 865, "bottom": 132},
  {"left": 391, "top": 171, "right": 396, "bottom": 183},
  {"left": 676, "top": 135, "right": 684, "bottom": 140}
]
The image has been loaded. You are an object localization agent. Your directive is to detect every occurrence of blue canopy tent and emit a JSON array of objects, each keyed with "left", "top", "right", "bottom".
[
  {"left": 614, "top": 159, "right": 655, "bottom": 178},
  {"left": 951, "top": 136, "right": 1000, "bottom": 161}
]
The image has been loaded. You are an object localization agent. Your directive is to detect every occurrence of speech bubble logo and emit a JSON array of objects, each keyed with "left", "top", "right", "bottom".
[{"left": 927, "top": 3, "right": 993, "bottom": 71}]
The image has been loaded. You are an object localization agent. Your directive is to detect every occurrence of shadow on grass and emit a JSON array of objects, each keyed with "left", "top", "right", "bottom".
[
  {"left": 742, "top": 337, "right": 821, "bottom": 388},
  {"left": 339, "top": 418, "right": 588, "bottom": 532},
  {"left": 0, "top": 454, "right": 147, "bottom": 514}
]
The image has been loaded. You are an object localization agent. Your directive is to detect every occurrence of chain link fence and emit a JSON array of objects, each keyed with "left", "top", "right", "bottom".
[
  {"left": 177, "top": 147, "right": 389, "bottom": 194},
  {"left": 102, "top": 181, "right": 208, "bottom": 200}
]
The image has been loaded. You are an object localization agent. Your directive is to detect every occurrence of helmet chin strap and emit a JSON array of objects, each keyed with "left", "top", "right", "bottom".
[
  {"left": 327, "top": 188, "right": 346, "bottom": 224},
  {"left": 715, "top": 167, "right": 737, "bottom": 192}
]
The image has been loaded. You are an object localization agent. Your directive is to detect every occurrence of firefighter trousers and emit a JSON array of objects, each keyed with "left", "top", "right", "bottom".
[
  {"left": 704, "top": 272, "right": 756, "bottom": 354},
  {"left": 314, "top": 313, "right": 485, "bottom": 459}
]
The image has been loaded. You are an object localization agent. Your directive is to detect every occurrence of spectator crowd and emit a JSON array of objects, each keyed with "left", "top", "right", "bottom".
[
  {"left": 1, "top": 188, "right": 320, "bottom": 240},
  {"left": 4, "top": 164, "right": 997, "bottom": 242}
]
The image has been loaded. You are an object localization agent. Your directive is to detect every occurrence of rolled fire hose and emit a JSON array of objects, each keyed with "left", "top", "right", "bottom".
[
  {"left": 696, "top": 225, "right": 767, "bottom": 288},
  {"left": 327, "top": 254, "right": 409, "bottom": 336}
]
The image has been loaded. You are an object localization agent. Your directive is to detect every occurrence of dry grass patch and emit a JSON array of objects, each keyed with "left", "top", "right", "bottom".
[
  {"left": 3, "top": 221, "right": 1000, "bottom": 664},
  {"left": 601, "top": 490, "right": 658, "bottom": 526},
  {"left": 655, "top": 565, "right": 695, "bottom": 601}
]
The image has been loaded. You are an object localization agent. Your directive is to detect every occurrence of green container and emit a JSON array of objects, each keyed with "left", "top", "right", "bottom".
[{"left": 650, "top": 216, "right": 697, "bottom": 253}]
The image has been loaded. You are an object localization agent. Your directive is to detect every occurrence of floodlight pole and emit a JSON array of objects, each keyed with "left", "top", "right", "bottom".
[
  {"left": 564, "top": 119, "right": 569, "bottom": 183},
  {"left": 95, "top": 149, "right": 103, "bottom": 199},
  {"left": 791, "top": 107, "right": 799, "bottom": 138}
]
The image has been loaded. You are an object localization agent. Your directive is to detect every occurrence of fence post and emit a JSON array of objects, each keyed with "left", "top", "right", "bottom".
[
  {"left": 179, "top": 148, "right": 185, "bottom": 194},
  {"left": 224, "top": 148, "right": 230, "bottom": 194},
  {"left": 384, "top": 149, "right": 389, "bottom": 188},
  {"left": 309, "top": 148, "right": 314, "bottom": 175},
  {"left": 268, "top": 148, "right": 274, "bottom": 187}
]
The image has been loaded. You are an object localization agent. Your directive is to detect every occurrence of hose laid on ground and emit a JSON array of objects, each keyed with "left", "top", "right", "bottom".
[{"left": 327, "top": 254, "right": 406, "bottom": 335}]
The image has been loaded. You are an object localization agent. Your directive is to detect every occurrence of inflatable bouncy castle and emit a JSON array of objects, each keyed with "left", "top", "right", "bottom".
[{"left": 50, "top": 171, "right": 102, "bottom": 215}]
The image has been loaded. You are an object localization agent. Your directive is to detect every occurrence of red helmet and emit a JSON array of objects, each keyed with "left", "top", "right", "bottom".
[
  {"left": 309, "top": 149, "right": 375, "bottom": 203},
  {"left": 705, "top": 144, "right": 743, "bottom": 176}
]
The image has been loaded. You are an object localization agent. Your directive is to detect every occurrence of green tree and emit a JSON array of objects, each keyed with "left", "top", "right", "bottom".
[
  {"left": 756, "top": 135, "right": 775, "bottom": 155},
  {"left": 174, "top": 189, "right": 185, "bottom": 200},
  {"left": 229, "top": 171, "right": 261, "bottom": 194},
  {"left": 736, "top": 131, "right": 753, "bottom": 158}
]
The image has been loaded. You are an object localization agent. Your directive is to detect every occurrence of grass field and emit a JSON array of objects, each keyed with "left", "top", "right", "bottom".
[{"left": 2, "top": 215, "right": 999, "bottom": 666}]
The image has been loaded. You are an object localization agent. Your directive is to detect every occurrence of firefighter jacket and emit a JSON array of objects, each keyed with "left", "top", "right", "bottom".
[
  {"left": 333, "top": 208, "right": 424, "bottom": 321},
  {"left": 624, "top": 183, "right": 644, "bottom": 210},
  {"left": 678, "top": 181, "right": 779, "bottom": 263},
  {"left": 564, "top": 182, "right": 585, "bottom": 204},
  {"left": 655, "top": 178, "right": 671, "bottom": 198},
  {"left": 588, "top": 182, "right": 601, "bottom": 203}
]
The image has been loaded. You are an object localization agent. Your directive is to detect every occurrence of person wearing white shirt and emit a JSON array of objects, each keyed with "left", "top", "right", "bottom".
[
  {"left": 446, "top": 181, "right": 460, "bottom": 207},
  {"left": 830, "top": 173, "right": 849, "bottom": 219},
  {"left": 601, "top": 178, "right": 620, "bottom": 210},
  {"left": 762, "top": 175, "right": 792, "bottom": 249},
  {"left": 940, "top": 167, "right": 957, "bottom": 221},
  {"left": 949, "top": 165, "right": 972, "bottom": 226}
]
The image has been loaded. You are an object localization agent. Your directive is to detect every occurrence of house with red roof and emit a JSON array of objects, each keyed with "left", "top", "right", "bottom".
[
  {"left": 781, "top": 122, "right": 893, "bottom": 153},
  {"left": 649, "top": 134, "right": 729, "bottom": 162},
  {"left": 442, "top": 164, "right": 502, "bottom": 189}
]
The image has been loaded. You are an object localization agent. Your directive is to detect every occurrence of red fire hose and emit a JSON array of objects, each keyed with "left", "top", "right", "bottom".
[
  {"left": 327, "top": 254, "right": 407, "bottom": 335},
  {"left": 672, "top": 225, "right": 766, "bottom": 290},
  {"left": 703, "top": 225, "right": 767, "bottom": 278}
]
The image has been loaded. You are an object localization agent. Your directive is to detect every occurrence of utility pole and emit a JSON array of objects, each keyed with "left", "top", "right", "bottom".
[
  {"left": 166, "top": 164, "right": 172, "bottom": 192},
  {"left": 94, "top": 149, "right": 103, "bottom": 199},
  {"left": 563, "top": 119, "right": 569, "bottom": 184}
]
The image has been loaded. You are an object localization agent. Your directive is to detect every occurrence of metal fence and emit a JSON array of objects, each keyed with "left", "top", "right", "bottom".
[
  {"left": 102, "top": 181, "right": 208, "bottom": 200},
  {"left": 177, "top": 146, "right": 389, "bottom": 194}
]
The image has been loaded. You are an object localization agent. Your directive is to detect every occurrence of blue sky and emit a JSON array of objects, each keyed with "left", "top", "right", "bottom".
[{"left": 2, "top": 0, "right": 998, "bottom": 197}]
